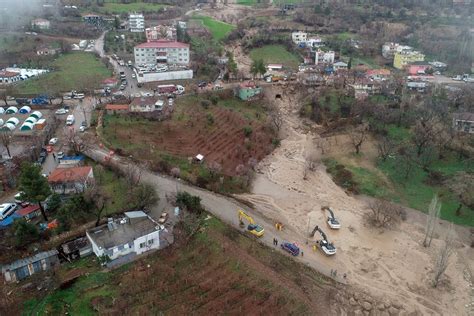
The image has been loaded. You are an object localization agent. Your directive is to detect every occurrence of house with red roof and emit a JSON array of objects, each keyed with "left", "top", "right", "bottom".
[
  {"left": 48, "top": 166, "right": 94, "bottom": 195},
  {"left": 0, "top": 70, "right": 21, "bottom": 85},
  {"left": 16, "top": 205, "right": 41, "bottom": 221},
  {"left": 133, "top": 40, "right": 190, "bottom": 66},
  {"left": 105, "top": 104, "right": 129, "bottom": 115}
]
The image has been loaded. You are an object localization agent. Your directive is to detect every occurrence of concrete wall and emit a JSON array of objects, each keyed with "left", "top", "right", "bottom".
[
  {"left": 137, "top": 70, "right": 193, "bottom": 83},
  {"left": 134, "top": 230, "right": 160, "bottom": 255}
]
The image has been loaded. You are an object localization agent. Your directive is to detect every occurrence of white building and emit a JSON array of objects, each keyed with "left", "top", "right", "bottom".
[
  {"left": 381, "top": 42, "right": 413, "bottom": 59},
  {"left": 291, "top": 31, "right": 307, "bottom": 44},
  {"left": 86, "top": 211, "right": 162, "bottom": 264},
  {"left": 129, "top": 97, "right": 164, "bottom": 112},
  {"left": 134, "top": 40, "right": 190, "bottom": 66},
  {"left": 31, "top": 18, "right": 50, "bottom": 30},
  {"left": 145, "top": 25, "right": 176, "bottom": 42},
  {"left": 306, "top": 37, "right": 323, "bottom": 48},
  {"left": 129, "top": 13, "right": 145, "bottom": 33},
  {"left": 315, "top": 50, "right": 335, "bottom": 64},
  {"left": 0, "top": 70, "right": 21, "bottom": 85}
]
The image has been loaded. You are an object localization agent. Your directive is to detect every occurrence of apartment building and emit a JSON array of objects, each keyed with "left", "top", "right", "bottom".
[
  {"left": 134, "top": 40, "right": 190, "bottom": 66},
  {"left": 129, "top": 13, "right": 145, "bottom": 32}
]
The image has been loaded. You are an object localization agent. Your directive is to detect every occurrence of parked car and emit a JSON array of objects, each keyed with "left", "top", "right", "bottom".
[
  {"left": 49, "top": 137, "right": 58, "bottom": 145},
  {"left": 198, "top": 81, "right": 207, "bottom": 88},
  {"left": 55, "top": 108, "right": 69, "bottom": 115},
  {"left": 37, "top": 155, "right": 46, "bottom": 164},
  {"left": 281, "top": 242, "right": 300, "bottom": 256},
  {"left": 79, "top": 125, "right": 86, "bottom": 132},
  {"left": 57, "top": 152, "right": 64, "bottom": 159},
  {"left": 131, "top": 74, "right": 136, "bottom": 79},
  {"left": 158, "top": 212, "right": 169, "bottom": 224},
  {"left": 14, "top": 192, "right": 25, "bottom": 203}
]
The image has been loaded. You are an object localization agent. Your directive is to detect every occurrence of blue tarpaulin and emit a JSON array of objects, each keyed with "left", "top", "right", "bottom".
[{"left": 0, "top": 213, "right": 21, "bottom": 228}]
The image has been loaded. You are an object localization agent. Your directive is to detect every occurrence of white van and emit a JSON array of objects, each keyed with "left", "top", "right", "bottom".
[
  {"left": 0, "top": 203, "right": 18, "bottom": 220},
  {"left": 66, "top": 114, "right": 75, "bottom": 126}
]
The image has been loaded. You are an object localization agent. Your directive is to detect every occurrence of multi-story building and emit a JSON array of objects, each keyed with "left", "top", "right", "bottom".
[
  {"left": 393, "top": 50, "right": 425, "bottom": 69},
  {"left": 31, "top": 18, "right": 50, "bottom": 30},
  {"left": 382, "top": 42, "right": 412, "bottom": 59},
  {"left": 291, "top": 31, "right": 307, "bottom": 44},
  {"left": 134, "top": 40, "right": 190, "bottom": 66},
  {"left": 315, "top": 50, "right": 335, "bottom": 64},
  {"left": 453, "top": 112, "right": 474, "bottom": 134},
  {"left": 129, "top": 13, "right": 145, "bottom": 33},
  {"left": 145, "top": 25, "right": 176, "bottom": 42}
]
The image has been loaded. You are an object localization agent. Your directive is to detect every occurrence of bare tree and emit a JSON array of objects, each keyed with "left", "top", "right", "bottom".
[
  {"left": 84, "top": 182, "right": 110, "bottom": 227},
  {"left": 411, "top": 117, "right": 438, "bottom": 157},
  {"left": 423, "top": 195, "right": 441, "bottom": 247},
  {"left": 303, "top": 150, "right": 319, "bottom": 180},
  {"left": 368, "top": 199, "right": 406, "bottom": 228},
  {"left": 268, "top": 102, "right": 283, "bottom": 132},
  {"left": 432, "top": 224, "right": 455, "bottom": 288},
  {"left": 348, "top": 125, "right": 368, "bottom": 154},
  {"left": 207, "top": 161, "right": 222, "bottom": 177},
  {"left": 0, "top": 130, "right": 13, "bottom": 158},
  {"left": 446, "top": 172, "right": 474, "bottom": 216},
  {"left": 123, "top": 163, "right": 142, "bottom": 193},
  {"left": 377, "top": 136, "right": 395, "bottom": 161},
  {"left": 170, "top": 167, "right": 181, "bottom": 178}
]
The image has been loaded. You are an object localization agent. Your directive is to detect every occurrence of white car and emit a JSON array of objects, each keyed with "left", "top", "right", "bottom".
[
  {"left": 79, "top": 125, "right": 86, "bottom": 132},
  {"left": 57, "top": 152, "right": 64, "bottom": 159},
  {"left": 49, "top": 137, "right": 58, "bottom": 145},
  {"left": 132, "top": 74, "right": 136, "bottom": 78},
  {"left": 55, "top": 108, "right": 69, "bottom": 115},
  {"left": 0, "top": 203, "right": 18, "bottom": 220}
]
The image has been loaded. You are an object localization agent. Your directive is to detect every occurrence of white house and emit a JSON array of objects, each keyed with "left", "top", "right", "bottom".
[
  {"left": 333, "top": 61, "right": 348, "bottom": 71},
  {"left": 130, "top": 97, "right": 164, "bottom": 112},
  {"left": 291, "top": 31, "right": 307, "bottom": 44},
  {"left": 86, "top": 211, "right": 162, "bottom": 265},
  {"left": 315, "top": 50, "right": 335, "bottom": 64},
  {"left": 0, "top": 70, "right": 21, "bottom": 85},
  {"left": 306, "top": 37, "right": 323, "bottom": 48},
  {"left": 31, "top": 18, "right": 50, "bottom": 30},
  {"left": 453, "top": 112, "right": 474, "bottom": 134},
  {"left": 129, "top": 13, "right": 145, "bottom": 33},
  {"left": 145, "top": 25, "right": 176, "bottom": 42},
  {"left": 134, "top": 40, "right": 190, "bottom": 66}
]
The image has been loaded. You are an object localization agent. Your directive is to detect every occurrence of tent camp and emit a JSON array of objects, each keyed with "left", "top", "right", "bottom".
[
  {"left": 30, "top": 111, "right": 42, "bottom": 120},
  {"left": 25, "top": 116, "right": 37, "bottom": 124},
  {"left": 20, "top": 122, "right": 34, "bottom": 131},
  {"left": 0, "top": 108, "right": 5, "bottom": 115},
  {"left": 6, "top": 117, "right": 19, "bottom": 126},
  {"left": 6, "top": 106, "right": 18, "bottom": 114},
  {"left": 1, "top": 123, "right": 16, "bottom": 131},
  {"left": 19, "top": 106, "right": 31, "bottom": 114}
]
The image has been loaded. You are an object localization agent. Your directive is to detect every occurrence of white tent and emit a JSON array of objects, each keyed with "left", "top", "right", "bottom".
[
  {"left": 0, "top": 119, "right": 4, "bottom": 126},
  {"left": 6, "top": 117, "right": 20, "bottom": 126},
  {"left": 25, "top": 116, "right": 38, "bottom": 124},
  {"left": 6, "top": 106, "right": 18, "bottom": 114},
  {"left": 1, "top": 123, "right": 16, "bottom": 131},
  {"left": 0, "top": 108, "right": 5, "bottom": 115},
  {"left": 30, "top": 111, "right": 42, "bottom": 119},
  {"left": 20, "top": 122, "right": 35, "bottom": 131}
]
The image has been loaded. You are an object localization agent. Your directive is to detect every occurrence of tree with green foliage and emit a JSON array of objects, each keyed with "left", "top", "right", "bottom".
[
  {"left": 347, "top": 57, "right": 352, "bottom": 70},
  {"left": 19, "top": 163, "right": 51, "bottom": 221},
  {"left": 13, "top": 218, "right": 40, "bottom": 247},
  {"left": 226, "top": 51, "right": 238, "bottom": 78},
  {"left": 57, "top": 194, "right": 95, "bottom": 231},
  {"left": 46, "top": 193, "right": 62, "bottom": 213},
  {"left": 250, "top": 59, "right": 266, "bottom": 78},
  {"left": 130, "top": 183, "right": 159, "bottom": 210},
  {"left": 176, "top": 191, "right": 204, "bottom": 215}
]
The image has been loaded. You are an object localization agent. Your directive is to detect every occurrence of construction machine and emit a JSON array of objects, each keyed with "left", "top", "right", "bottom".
[
  {"left": 238, "top": 210, "right": 264, "bottom": 237},
  {"left": 321, "top": 206, "right": 341, "bottom": 229},
  {"left": 310, "top": 225, "right": 336, "bottom": 256}
]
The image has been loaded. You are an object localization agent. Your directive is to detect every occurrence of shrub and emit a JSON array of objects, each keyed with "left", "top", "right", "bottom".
[
  {"left": 243, "top": 126, "right": 253, "bottom": 137},
  {"left": 209, "top": 95, "right": 219, "bottom": 105},
  {"left": 201, "top": 100, "right": 211, "bottom": 109},
  {"left": 176, "top": 191, "right": 204, "bottom": 214}
]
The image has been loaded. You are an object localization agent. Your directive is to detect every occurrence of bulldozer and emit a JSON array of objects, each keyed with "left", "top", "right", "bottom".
[
  {"left": 321, "top": 206, "right": 341, "bottom": 229},
  {"left": 238, "top": 210, "right": 265, "bottom": 237},
  {"left": 310, "top": 225, "right": 336, "bottom": 256}
]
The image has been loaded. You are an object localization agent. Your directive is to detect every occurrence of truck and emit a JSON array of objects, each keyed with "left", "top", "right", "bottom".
[
  {"left": 66, "top": 114, "right": 75, "bottom": 126},
  {"left": 157, "top": 84, "right": 185, "bottom": 95}
]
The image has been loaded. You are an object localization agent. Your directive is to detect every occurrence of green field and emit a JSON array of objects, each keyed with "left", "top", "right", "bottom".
[
  {"left": 249, "top": 45, "right": 300, "bottom": 68},
  {"left": 98, "top": 1, "right": 168, "bottom": 13},
  {"left": 191, "top": 16, "right": 235, "bottom": 41},
  {"left": 17, "top": 52, "right": 112, "bottom": 95}
]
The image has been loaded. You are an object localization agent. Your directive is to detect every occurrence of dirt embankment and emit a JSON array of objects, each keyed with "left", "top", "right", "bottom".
[{"left": 237, "top": 85, "right": 474, "bottom": 315}]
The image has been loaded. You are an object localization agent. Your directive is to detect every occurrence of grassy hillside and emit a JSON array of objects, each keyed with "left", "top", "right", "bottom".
[
  {"left": 191, "top": 16, "right": 235, "bottom": 41},
  {"left": 249, "top": 45, "right": 301, "bottom": 69},
  {"left": 22, "top": 216, "right": 332, "bottom": 314}
]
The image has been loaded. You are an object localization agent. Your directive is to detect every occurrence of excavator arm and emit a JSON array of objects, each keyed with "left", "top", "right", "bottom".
[{"left": 238, "top": 210, "right": 255, "bottom": 225}]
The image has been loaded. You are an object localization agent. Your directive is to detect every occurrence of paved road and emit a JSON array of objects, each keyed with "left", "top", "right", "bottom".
[{"left": 85, "top": 146, "right": 343, "bottom": 283}]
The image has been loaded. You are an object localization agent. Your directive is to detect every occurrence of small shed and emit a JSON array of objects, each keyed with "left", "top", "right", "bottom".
[
  {"left": 16, "top": 204, "right": 41, "bottom": 220},
  {"left": 1, "top": 123, "right": 16, "bottom": 131},
  {"left": 20, "top": 122, "right": 35, "bottom": 131},
  {"left": 19, "top": 106, "right": 31, "bottom": 114},
  {"left": 59, "top": 237, "right": 92, "bottom": 261},
  {"left": 30, "top": 111, "right": 42, "bottom": 120},
  {"left": 195, "top": 154, "right": 204, "bottom": 163},
  {"left": 35, "top": 119, "right": 46, "bottom": 130},
  {"left": 2, "top": 250, "right": 59, "bottom": 282},
  {"left": 6, "top": 106, "right": 18, "bottom": 114},
  {"left": 25, "top": 116, "right": 38, "bottom": 124},
  {"left": 0, "top": 108, "right": 5, "bottom": 115},
  {"left": 6, "top": 117, "right": 19, "bottom": 126}
]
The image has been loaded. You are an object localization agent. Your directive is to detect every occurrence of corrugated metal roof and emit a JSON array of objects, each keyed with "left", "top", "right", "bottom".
[
  {"left": 1, "top": 250, "right": 58, "bottom": 272},
  {"left": 124, "top": 211, "right": 147, "bottom": 219}
]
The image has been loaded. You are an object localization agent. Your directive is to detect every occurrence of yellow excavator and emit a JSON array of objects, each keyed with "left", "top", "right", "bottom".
[{"left": 238, "top": 210, "right": 265, "bottom": 237}]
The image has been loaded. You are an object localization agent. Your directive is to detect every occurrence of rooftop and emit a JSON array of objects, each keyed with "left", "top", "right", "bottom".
[
  {"left": 130, "top": 96, "right": 159, "bottom": 107},
  {"left": 48, "top": 166, "right": 92, "bottom": 183},
  {"left": 453, "top": 112, "right": 474, "bottom": 122},
  {"left": 106, "top": 104, "right": 129, "bottom": 111},
  {"left": 2, "top": 250, "right": 58, "bottom": 272},
  {"left": 87, "top": 212, "right": 159, "bottom": 250},
  {"left": 16, "top": 204, "right": 40, "bottom": 217},
  {"left": 0, "top": 71, "right": 20, "bottom": 78},
  {"left": 135, "top": 40, "right": 189, "bottom": 49}
]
